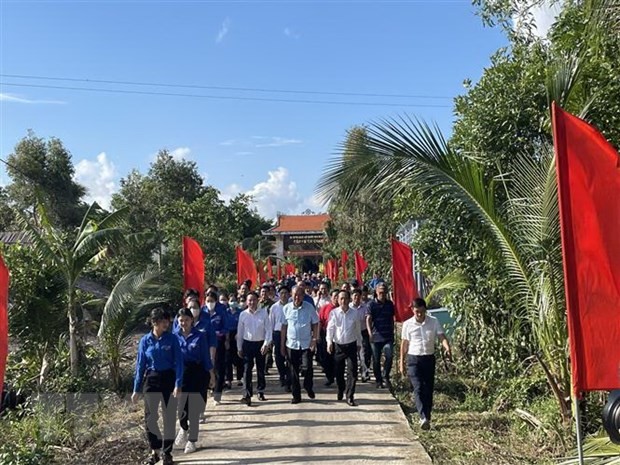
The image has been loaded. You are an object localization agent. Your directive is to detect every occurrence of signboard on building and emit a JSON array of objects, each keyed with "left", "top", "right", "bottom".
[{"left": 283, "top": 233, "right": 325, "bottom": 256}]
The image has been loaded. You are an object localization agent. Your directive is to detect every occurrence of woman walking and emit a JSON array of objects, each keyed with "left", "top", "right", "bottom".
[
  {"left": 133, "top": 308, "right": 184, "bottom": 465},
  {"left": 173, "top": 307, "right": 216, "bottom": 453}
]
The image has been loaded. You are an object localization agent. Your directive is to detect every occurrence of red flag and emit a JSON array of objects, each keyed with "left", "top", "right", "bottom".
[
  {"left": 277, "top": 262, "right": 282, "bottom": 281},
  {"left": 354, "top": 251, "right": 368, "bottom": 286},
  {"left": 0, "top": 255, "right": 10, "bottom": 401},
  {"left": 182, "top": 237, "right": 204, "bottom": 303},
  {"left": 258, "top": 260, "right": 267, "bottom": 285},
  {"left": 285, "top": 262, "right": 296, "bottom": 276},
  {"left": 391, "top": 239, "right": 419, "bottom": 323},
  {"left": 553, "top": 103, "right": 620, "bottom": 394},
  {"left": 341, "top": 250, "right": 349, "bottom": 281},
  {"left": 267, "top": 258, "right": 273, "bottom": 279},
  {"left": 236, "top": 246, "right": 258, "bottom": 288}
]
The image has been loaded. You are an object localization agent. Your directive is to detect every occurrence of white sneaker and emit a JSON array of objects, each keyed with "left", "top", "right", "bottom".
[
  {"left": 214, "top": 399, "right": 221, "bottom": 406},
  {"left": 174, "top": 428, "right": 189, "bottom": 448},
  {"left": 184, "top": 441, "right": 197, "bottom": 454},
  {"left": 420, "top": 418, "right": 430, "bottom": 430}
]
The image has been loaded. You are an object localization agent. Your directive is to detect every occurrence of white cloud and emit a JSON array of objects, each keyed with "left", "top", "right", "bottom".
[
  {"left": 235, "top": 151, "right": 254, "bottom": 156},
  {"left": 284, "top": 27, "right": 301, "bottom": 39},
  {"left": 74, "top": 152, "right": 118, "bottom": 209},
  {"left": 219, "top": 139, "right": 237, "bottom": 146},
  {"left": 0, "top": 92, "right": 66, "bottom": 105},
  {"left": 216, "top": 18, "right": 231, "bottom": 43},
  {"left": 170, "top": 146, "right": 191, "bottom": 160},
  {"left": 220, "top": 167, "right": 325, "bottom": 220},
  {"left": 252, "top": 136, "right": 303, "bottom": 148}
]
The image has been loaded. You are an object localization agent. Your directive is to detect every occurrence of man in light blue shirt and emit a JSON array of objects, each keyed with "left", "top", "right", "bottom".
[{"left": 281, "top": 286, "right": 319, "bottom": 404}]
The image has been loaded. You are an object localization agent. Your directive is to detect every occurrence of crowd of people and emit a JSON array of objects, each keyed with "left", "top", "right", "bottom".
[{"left": 132, "top": 272, "right": 452, "bottom": 465}]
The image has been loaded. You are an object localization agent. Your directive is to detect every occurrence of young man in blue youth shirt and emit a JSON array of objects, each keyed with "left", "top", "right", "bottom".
[
  {"left": 203, "top": 290, "right": 229, "bottom": 405},
  {"left": 133, "top": 308, "right": 184, "bottom": 465}
]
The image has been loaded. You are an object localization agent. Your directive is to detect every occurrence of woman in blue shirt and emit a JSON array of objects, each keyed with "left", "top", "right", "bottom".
[
  {"left": 132, "top": 308, "right": 183, "bottom": 465},
  {"left": 173, "top": 307, "right": 216, "bottom": 454}
]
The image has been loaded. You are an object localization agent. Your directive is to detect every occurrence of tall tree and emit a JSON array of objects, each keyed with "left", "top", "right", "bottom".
[{"left": 6, "top": 131, "right": 86, "bottom": 228}]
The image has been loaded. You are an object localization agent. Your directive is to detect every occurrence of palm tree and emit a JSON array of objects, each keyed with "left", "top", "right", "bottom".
[{"left": 19, "top": 202, "right": 128, "bottom": 376}]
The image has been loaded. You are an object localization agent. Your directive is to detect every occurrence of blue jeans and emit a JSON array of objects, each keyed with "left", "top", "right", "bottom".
[{"left": 371, "top": 340, "right": 393, "bottom": 384}]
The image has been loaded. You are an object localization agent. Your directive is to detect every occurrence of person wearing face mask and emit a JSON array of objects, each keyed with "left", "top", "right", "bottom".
[
  {"left": 202, "top": 290, "right": 229, "bottom": 405},
  {"left": 173, "top": 307, "right": 216, "bottom": 454},
  {"left": 132, "top": 308, "right": 184, "bottom": 465},
  {"left": 221, "top": 293, "right": 244, "bottom": 388}
]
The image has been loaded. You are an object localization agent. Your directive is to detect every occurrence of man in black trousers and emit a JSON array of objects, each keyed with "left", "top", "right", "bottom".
[
  {"left": 399, "top": 298, "right": 452, "bottom": 430},
  {"left": 327, "top": 290, "right": 362, "bottom": 406}
]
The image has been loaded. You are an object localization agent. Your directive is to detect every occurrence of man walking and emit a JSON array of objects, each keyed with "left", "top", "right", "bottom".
[
  {"left": 327, "top": 290, "right": 362, "bottom": 406},
  {"left": 270, "top": 285, "right": 291, "bottom": 390},
  {"left": 350, "top": 289, "right": 371, "bottom": 382},
  {"left": 399, "top": 298, "right": 452, "bottom": 430},
  {"left": 318, "top": 289, "right": 339, "bottom": 386},
  {"left": 366, "top": 283, "right": 395, "bottom": 388},
  {"left": 281, "top": 286, "right": 319, "bottom": 404},
  {"left": 237, "top": 292, "right": 272, "bottom": 406}
]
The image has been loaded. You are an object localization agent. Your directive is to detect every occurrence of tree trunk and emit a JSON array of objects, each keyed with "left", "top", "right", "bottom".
[{"left": 68, "top": 295, "right": 79, "bottom": 377}]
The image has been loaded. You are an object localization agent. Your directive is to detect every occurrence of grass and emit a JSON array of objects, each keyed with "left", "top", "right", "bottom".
[{"left": 391, "top": 367, "right": 568, "bottom": 465}]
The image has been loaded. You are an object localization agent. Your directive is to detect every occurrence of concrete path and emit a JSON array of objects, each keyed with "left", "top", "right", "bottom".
[{"left": 173, "top": 371, "right": 432, "bottom": 465}]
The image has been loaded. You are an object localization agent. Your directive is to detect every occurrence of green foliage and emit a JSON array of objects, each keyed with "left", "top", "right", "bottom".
[
  {"left": 109, "top": 150, "right": 272, "bottom": 287},
  {"left": 321, "top": 126, "right": 399, "bottom": 280},
  {"left": 3, "top": 244, "right": 66, "bottom": 351},
  {"left": 6, "top": 130, "right": 86, "bottom": 229}
]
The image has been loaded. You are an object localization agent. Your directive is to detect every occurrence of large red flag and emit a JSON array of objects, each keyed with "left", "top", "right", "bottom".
[
  {"left": 354, "top": 251, "right": 368, "bottom": 286},
  {"left": 391, "top": 239, "right": 419, "bottom": 323},
  {"left": 0, "top": 255, "right": 10, "bottom": 401},
  {"left": 236, "top": 246, "right": 258, "bottom": 288},
  {"left": 553, "top": 103, "right": 620, "bottom": 394},
  {"left": 277, "top": 262, "right": 282, "bottom": 281},
  {"left": 183, "top": 237, "right": 204, "bottom": 303},
  {"left": 341, "top": 250, "right": 349, "bottom": 281}
]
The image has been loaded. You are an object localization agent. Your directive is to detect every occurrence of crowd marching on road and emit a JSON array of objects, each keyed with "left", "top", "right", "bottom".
[{"left": 132, "top": 272, "right": 452, "bottom": 465}]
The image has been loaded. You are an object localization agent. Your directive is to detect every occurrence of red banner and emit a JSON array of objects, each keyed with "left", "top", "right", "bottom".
[
  {"left": 354, "top": 251, "right": 368, "bottom": 286},
  {"left": 236, "top": 246, "right": 258, "bottom": 288},
  {"left": 285, "top": 263, "right": 296, "bottom": 276},
  {"left": 553, "top": 103, "right": 620, "bottom": 394},
  {"left": 267, "top": 258, "right": 273, "bottom": 279},
  {"left": 182, "top": 237, "right": 204, "bottom": 303},
  {"left": 391, "top": 239, "right": 418, "bottom": 323},
  {"left": 0, "top": 255, "right": 9, "bottom": 401},
  {"left": 341, "top": 250, "right": 349, "bottom": 280},
  {"left": 277, "top": 263, "right": 282, "bottom": 281},
  {"left": 257, "top": 260, "right": 268, "bottom": 286}
]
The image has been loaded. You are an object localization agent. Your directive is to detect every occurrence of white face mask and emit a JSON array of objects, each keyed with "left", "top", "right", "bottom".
[
  {"left": 206, "top": 302, "right": 216, "bottom": 311},
  {"left": 190, "top": 307, "right": 201, "bottom": 319}
]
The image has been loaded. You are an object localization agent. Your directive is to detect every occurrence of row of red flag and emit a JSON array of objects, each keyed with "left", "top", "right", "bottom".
[{"left": 323, "top": 250, "right": 368, "bottom": 286}]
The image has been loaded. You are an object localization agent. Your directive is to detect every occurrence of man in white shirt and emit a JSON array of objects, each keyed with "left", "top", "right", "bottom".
[
  {"left": 269, "top": 286, "right": 291, "bottom": 390},
  {"left": 237, "top": 292, "right": 273, "bottom": 406},
  {"left": 399, "top": 298, "right": 452, "bottom": 430},
  {"left": 281, "top": 286, "right": 319, "bottom": 404},
  {"left": 327, "top": 290, "right": 362, "bottom": 406},
  {"left": 350, "top": 289, "right": 371, "bottom": 382}
]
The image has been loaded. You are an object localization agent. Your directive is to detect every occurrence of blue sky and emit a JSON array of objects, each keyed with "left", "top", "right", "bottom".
[{"left": 0, "top": 0, "right": 520, "bottom": 219}]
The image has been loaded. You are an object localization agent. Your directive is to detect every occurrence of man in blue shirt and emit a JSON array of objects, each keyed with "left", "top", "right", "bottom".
[
  {"left": 281, "top": 286, "right": 319, "bottom": 404},
  {"left": 366, "top": 282, "right": 396, "bottom": 389},
  {"left": 203, "top": 290, "right": 229, "bottom": 405}
]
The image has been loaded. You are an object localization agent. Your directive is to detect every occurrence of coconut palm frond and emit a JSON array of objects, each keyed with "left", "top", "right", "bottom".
[
  {"left": 559, "top": 434, "right": 620, "bottom": 464},
  {"left": 425, "top": 270, "right": 469, "bottom": 303},
  {"left": 364, "top": 116, "right": 534, "bottom": 304},
  {"left": 97, "top": 268, "right": 165, "bottom": 339}
]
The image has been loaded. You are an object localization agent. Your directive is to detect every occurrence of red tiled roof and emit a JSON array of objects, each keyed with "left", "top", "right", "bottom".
[{"left": 268, "top": 214, "right": 330, "bottom": 233}]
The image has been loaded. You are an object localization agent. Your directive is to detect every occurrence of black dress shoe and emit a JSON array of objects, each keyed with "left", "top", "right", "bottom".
[
  {"left": 324, "top": 380, "right": 334, "bottom": 387},
  {"left": 347, "top": 399, "right": 358, "bottom": 407},
  {"left": 291, "top": 398, "right": 301, "bottom": 404},
  {"left": 240, "top": 396, "right": 251, "bottom": 406},
  {"left": 306, "top": 389, "right": 315, "bottom": 399},
  {"left": 337, "top": 392, "right": 344, "bottom": 401},
  {"left": 258, "top": 393, "right": 267, "bottom": 401}
]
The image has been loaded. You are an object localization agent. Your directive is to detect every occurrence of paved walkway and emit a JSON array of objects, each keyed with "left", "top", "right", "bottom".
[{"left": 173, "top": 370, "right": 432, "bottom": 465}]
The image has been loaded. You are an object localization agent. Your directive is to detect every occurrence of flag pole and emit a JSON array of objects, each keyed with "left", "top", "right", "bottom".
[{"left": 573, "top": 394, "right": 585, "bottom": 465}]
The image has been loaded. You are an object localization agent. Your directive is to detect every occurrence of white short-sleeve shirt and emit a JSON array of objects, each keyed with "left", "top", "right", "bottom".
[{"left": 401, "top": 314, "right": 445, "bottom": 356}]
